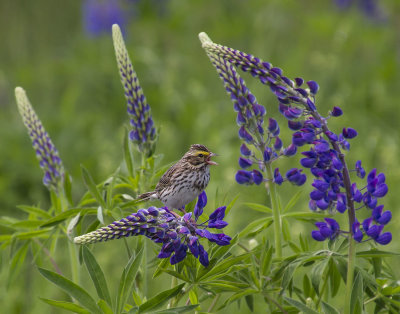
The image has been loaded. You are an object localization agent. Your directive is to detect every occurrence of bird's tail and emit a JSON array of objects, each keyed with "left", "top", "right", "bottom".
[{"left": 137, "top": 191, "right": 156, "bottom": 202}]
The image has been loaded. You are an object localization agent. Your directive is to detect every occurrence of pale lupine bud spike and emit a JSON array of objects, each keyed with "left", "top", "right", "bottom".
[
  {"left": 15, "top": 87, "right": 64, "bottom": 192},
  {"left": 112, "top": 24, "right": 157, "bottom": 156}
]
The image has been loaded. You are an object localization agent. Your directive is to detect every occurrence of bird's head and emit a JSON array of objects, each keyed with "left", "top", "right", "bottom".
[{"left": 183, "top": 144, "right": 218, "bottom": 168}]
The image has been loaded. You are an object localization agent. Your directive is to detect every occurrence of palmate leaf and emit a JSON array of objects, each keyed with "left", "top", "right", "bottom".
[
  {"left": 7, "top": 241, "right": 29, "bottom": 288},
  {"left": 16, "top": 205, "right": 52, "bottom": 219},
  {"left": 243, "top": 202, "right": 272, "bottom": 213},
  {"left": 82, "top": 246, "right": 112, "bottom": 307},
  {"left": 137, "top": 283, "right": 185, "bottom": 313},
  {"left": 151, "top": 304, "right": 200, "bottom": 314},
  {"left": 115, "top": 248, "right": 144, "bottom": 314},
  {"left": 38, "top": 268, "right": 101, "bottom": 314}
]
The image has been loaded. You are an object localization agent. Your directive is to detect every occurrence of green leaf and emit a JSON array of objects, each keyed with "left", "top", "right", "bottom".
[
  {"left": 350, "top": 272, "right": 363, "bottom": 314},
  {"left": 245, "top": 294, "right": 254, "bottom": 312},
  {"left": 14, "top": 229, "right": 51, "bottom": 240},
  {"left": 115, "top": 248, "right": 144, "bottom": 314},
  {"left": 281, "top": 261, "right": 301, "bottom": 291},
  {"left": 153, "top": 258, "right": 170, "bottom": 278},
  {"left": 217, "top": 289, "right": 258, "bottom": 311},
  {"left": 7, "top": 241, "right": 29, "bottom": 288},
  {"left": 283, "top": 297, "right": 319, "bottom": 314},
  {"left": 40, "top": 207, "right": 97, "bottom": 228},
  {"left": 225, "top": 194, "right": 239, "bottom": 215},
  {"left": 310, "top": 259, "right": 329, "bottom": 296},
  {"left": 97, "top": 299, "right": 114, "bottom": 314},
  {"left": 321, "top": 301, "right": 340, "bottom": 314},
  {"left": 11, "top": 220, "right": 44, "bottom": 229},
  {"left": 40, "top": 298, "right": 91, "bottom": 314},
  {"left": 159, "top": 269, "right": 190, "bottom": 282},
  {"left": 329, "top": 258, "right": 342, "bottom": 298},
  {"left": 303, "top": 274, "right": 312, "bottom": 298},
  {"left": 283, "top": 190, "right": 303, "bottom": 213},
  {"left": 82, "top": 246, "right": 112, "bottom": 307},
  {"left": 16, "top": 205, "right": 52, "bottom": 219},
  {"left": 243, "top": 202, "right": 272, "bottom": 213},
  {"left": 238, "top": 217, "right": 272, "bottom": 238},
  {"left": 281, "top": 217, "right": 292, "bottom": 241},
  {"left": 198, "top": 254, "right": 250, "bottom": 281},
  {"left": 356, "top": 250, "right": 400, "bottom": 258},
  {"left": 38, "top": 268, "right": 101, "bottom": 314},
  {"left": 260, "top": 244, "right": 273, "bottom": 279},
  {"left": 138, "top": 283, "right": 185, "bottom": 313},
  {"left": 152, "top": 304, "right": 199, "bottom": 313},
  {"left": 81, "top": 166, "right": 107, "bottom": 209}
]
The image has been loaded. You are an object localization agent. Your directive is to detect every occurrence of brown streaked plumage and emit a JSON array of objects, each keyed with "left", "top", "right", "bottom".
[{"left": 138, "top": 144, "right": 217, "bottom": 210}]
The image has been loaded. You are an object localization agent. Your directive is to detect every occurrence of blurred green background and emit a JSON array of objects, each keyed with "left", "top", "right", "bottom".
[{"left": 1, "top": 0, "right": 400, "bottom": 312}]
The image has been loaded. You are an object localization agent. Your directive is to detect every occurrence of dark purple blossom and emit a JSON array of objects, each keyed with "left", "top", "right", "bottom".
[
  {"left": 239, "top": 157, "right": 253, "bottom": 169},
  {"left": 194, "top": 191, "right": 207, "bottom": 219},
  {"left": 331, "top": 106, "right": 343, "bottom": 117},
  {"left": 240, "top": 143, "right": 252, "bottom": 156}
]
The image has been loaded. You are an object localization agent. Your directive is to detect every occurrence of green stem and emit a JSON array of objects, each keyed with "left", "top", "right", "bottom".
[
  {"left": 266, "top": 164, "right": 282, "bottom": 259},
  {"left": 315, "top": 264, "right": 330, "bottom": 308},
  {"left": 168, "top": 276, "right": 178, "bottom": 308},
  {"left": 344, "top": 237, "right": 355, "bottom": 314},
  {"left": 68, "top": 240, "right": 79, "bottom": 283}
]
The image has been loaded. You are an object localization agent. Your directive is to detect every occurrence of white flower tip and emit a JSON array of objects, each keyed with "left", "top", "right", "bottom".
[
  {"left": 73, "top": 237, "right": 80, "bottom": 244},
  {"left": 198, "top": 32, "right": 213, "bottom": 45}
]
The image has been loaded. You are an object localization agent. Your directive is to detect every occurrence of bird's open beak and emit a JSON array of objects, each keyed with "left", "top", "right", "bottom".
[{"left": 206, "top": 152, "right": 218, "bottom": 165}]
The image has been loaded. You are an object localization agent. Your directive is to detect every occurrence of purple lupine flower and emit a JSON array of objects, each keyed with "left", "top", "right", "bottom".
[
  {"left": 199, "top": 32, "right": 392, "bottom": 247},
  {"left": 112, "top": 24, "right": 157, "bottom": 156},
  {"left": 194, "top": 191, "right": 207, "bottom": 219},
  {"left": 74, "top": 192, "right": 231, "bottom": 267},
  {"left": 15, "top": 87, "right": 65, "bottom": 192},
  {"left": 83, "top": 0, "right": 127, "bottom": 38}
]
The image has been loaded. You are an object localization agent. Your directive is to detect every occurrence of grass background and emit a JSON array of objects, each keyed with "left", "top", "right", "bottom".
[{"left": 1, "top": 0, "right": 399, "bottom": 312}]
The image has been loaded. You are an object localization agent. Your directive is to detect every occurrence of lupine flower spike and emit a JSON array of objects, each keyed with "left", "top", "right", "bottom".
[
  {"left": 74, "top": 192, "right": 231, "bottom": 267},
  {"left": 112, "top": 24, "right": 157, "bottom": 156},
  {"left": 199, "top": 32, "right": 391, "bottom": 246},
  {"left": 15, "top": 87, "right": 64, "bottom": 192},
  {"left": 199, "top": 32, "right": 306, "bottom": 189}
]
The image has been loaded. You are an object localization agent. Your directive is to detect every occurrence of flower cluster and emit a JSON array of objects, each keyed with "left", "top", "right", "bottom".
[
  {"left": 112, "top": 24, "right": 157, "bottom": 156},
  {"left": 199, "top": 32, "right": 392, "bottom": 246},
  {"left": 15, "top": 87, "right": 64, "bottom": 192},
  {"left": 74, "top": 192, "right": 231, "bottom": 266},
  {"left": 199, "top": 33, "right": 306, "bottom": 189}
]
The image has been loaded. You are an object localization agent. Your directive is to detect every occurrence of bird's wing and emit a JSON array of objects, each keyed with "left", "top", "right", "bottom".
[{"left": 155, "top": 163, "right": 179, "bottom": 191}]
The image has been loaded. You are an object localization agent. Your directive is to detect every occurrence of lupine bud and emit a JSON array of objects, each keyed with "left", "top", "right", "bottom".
[
  {"left": 331, "top": 106, "right": 343, "bottom": 117},
  {"left": 15, "top": 87, "right": 65, "bottom": 192},
  {"left": 113, "top": 24, "right": 156, "bottom": 156},
  {"left": 240, "top": 143, "right": 252, "bottom": 156},
  {"left": 307, "top": 81, "right": 319, "bottom": 94},
  {"left": 342, "top": 127, "right": 358, "bottom": 139}
]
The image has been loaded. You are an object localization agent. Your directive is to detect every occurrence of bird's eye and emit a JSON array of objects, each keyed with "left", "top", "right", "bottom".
[{"left": 198, "top": 154, "right": 204, "bottom": 157}]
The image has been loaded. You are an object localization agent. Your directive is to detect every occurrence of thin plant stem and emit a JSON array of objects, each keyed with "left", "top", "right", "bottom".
[
  {"left": 344, "top": 237, "right": 356, "bottom": 314},
  {"left": 311, "top": 112, "right": 357, "bottom": 314},
  {"left": 208, "top": 294, "right": 221, "bottom": 312},
  {"left": 59, "top": 191, "right": 79, "bottom": 283},
  {"left": 266, "top": 163, "right": 282, "bottom": 259}
]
